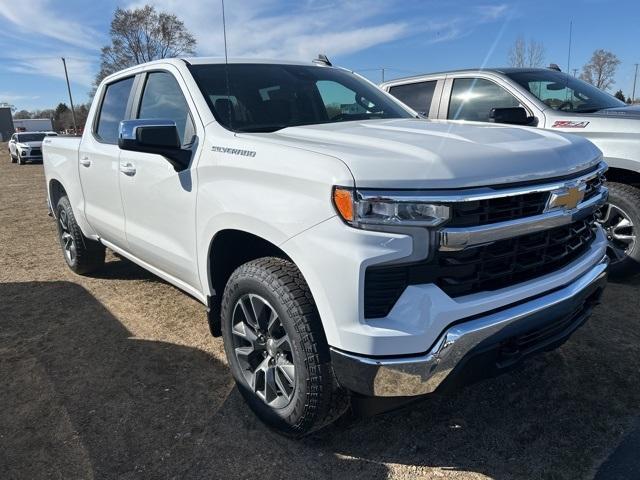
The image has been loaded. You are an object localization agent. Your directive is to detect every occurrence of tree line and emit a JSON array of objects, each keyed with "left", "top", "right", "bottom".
[{"left": 13, "top": 103, "right": 90, "bottom": 132}]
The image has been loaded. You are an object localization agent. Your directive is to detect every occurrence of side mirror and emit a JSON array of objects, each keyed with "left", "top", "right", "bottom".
[
  {"left": 118, "top": 119, "right": 191, "bottom": 171},
  {"left": 489, "top": 107, "right": 532, "bottom": 126}
]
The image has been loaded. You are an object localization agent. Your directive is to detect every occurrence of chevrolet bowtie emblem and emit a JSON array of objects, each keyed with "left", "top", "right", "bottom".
[{"left": 546, "top": 183, "right": 586, "bottom": 212}]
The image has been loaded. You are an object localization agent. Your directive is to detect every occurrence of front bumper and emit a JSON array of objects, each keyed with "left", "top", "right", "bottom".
[{"left": 331, "top": 254, "right": 608, "bottom": 397}]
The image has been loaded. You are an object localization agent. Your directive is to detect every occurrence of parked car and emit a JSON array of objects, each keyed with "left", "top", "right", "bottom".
[
  {"left": 43, "top": 57, "right": 608, "bottom": 437},
  {"left": 381, "top": 67, "right": 639, "bottom": 276},
  {"left": 9, "top": 131, "right": 57, "bottom": 164}
]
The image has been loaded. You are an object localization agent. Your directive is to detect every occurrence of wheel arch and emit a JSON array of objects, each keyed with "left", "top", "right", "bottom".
[
  {"left": 48, "top": 178, "right": 68, "bottom": 216},
  {"left": 206, "top": 228, "right": 296, "bottom": 336},
  {"left": 606, "top": 166, "right": 640, "bottom": 189}
]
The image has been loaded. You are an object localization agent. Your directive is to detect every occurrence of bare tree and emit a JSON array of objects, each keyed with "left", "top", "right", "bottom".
[
  {"left": 508, "top": 37, "right": 526, "bottom": 67},
  {"left": 94, "top": 5, "right": 196, "bottom": 88},
  {"left": 580, "top": 49, "right": 621, "bottom": 91},
  {"left": 508, "top": 36, "right": 545, "bottom": 68},
  {"left": 527, "top": 40, "right": 545, "bottom": 68}
]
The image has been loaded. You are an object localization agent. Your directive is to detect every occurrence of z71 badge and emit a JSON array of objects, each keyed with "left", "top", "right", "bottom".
[{"left": 552, "top": 120, "right": 590, "bottom": 129}]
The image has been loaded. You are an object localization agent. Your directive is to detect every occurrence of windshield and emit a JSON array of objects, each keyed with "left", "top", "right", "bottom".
[
  {"left": 505, "top": 70, "right": 625, "bottom": 113},
  {"left": 188, "top": 63, "right": 412, "bottom": 132},
  {"left": 16, "top": 133, "right": 46, "bottom": 142}
]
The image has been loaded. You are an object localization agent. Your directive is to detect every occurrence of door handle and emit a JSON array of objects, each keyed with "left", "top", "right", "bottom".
[
  {"left": 119, "top": 161, "right": 137, "bottom": 176},
  {"left": 79, "top": 156, "right": 91, "bottom": 167}
]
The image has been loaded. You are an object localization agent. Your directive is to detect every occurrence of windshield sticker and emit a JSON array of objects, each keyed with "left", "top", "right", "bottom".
[
  {"left": 211, "top": 146, "right": 256, "bottom": 157},
  {"left": 552, "top": 120, "right": 590, "bottom": 129}
]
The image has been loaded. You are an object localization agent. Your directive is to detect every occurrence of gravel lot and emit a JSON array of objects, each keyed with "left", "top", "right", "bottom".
[{"left": 1, "top": 145, "right": 639, "bottom": 480}]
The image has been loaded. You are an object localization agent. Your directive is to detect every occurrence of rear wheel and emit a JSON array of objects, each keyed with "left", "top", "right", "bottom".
[
  {"left": 221, "top": 257, "right": 348, "bottom": 437},
  {"left": 599, "top": 182, "right": 640, "bottom": 278},
  {"left": 55, "top": 196, "right": 105, "bottom": 274}
]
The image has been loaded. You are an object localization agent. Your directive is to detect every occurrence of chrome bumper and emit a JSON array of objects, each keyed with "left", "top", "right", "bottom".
[{"left": 331, "top": 255, "right": 608, "bottom": 397}]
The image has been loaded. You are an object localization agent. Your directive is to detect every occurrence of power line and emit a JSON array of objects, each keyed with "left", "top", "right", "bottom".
[{"left": 632, "top": 63, "right": 638, "bottom": 103}]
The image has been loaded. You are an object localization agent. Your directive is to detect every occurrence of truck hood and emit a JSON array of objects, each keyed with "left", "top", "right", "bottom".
[
  {"left": 249, "top": 119, "right": 602, "bottom": 189},
  {"left": 18, "top": 141, "right": 42, "bottom": 148}
]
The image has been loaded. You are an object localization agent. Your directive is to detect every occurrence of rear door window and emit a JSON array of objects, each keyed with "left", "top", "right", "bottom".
[
  {"left": 448, "top": 78, "right": 521, "bottom": 122},
  {"left": 388, "top": 81, "right": 437, "bottom": 114},
  {"left": 95, "top": 77, "right": 135, "bottom": 144}
]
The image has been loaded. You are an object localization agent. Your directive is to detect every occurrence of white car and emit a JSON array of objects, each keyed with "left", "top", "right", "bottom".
[
  {"left": 9, "top": 131, "right": 57, "bottom": 164},
  {"left": 43, "top": 57, "right": 608, "bottom": 436}
]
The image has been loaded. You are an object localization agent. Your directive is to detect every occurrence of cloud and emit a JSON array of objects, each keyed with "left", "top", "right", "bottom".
[
  {"left": 0, "top": 0, "right": 101, "bottom": 50},
  {"left": 0, "top": 93, "right": 40, "bottom": 103},
  {"left": 8, "top": 56, "right": 96, "bottom": 88},
  {"left": 130, "top": 0, "right": 411, "bottom": 60}
]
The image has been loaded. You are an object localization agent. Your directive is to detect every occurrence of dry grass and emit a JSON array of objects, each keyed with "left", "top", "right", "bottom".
[{"left": 1, "top": 144, "right": 639, "bottom": 479}]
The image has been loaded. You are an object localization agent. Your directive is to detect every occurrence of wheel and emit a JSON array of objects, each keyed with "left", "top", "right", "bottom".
[
  {"left": 221, "top": 257, "right": 348, "bottom": 437},
  {"left": 17, "top": 154, "right": 24, "bottom": 165},
  {"left": 10, "top": 153, "right": 17, "bottom": 163},
  {"left": 55, "top": 196, "right": 105, "bottom": 274},
  {"left": 598, "top": 182, "right": 640, "bottom": 278}
]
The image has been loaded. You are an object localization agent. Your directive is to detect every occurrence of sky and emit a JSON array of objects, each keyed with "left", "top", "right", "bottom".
[{"left": 0, "top": 0, "right": 639, "bottom": 111}]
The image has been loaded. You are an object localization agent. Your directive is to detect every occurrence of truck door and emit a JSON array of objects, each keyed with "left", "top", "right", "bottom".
[
  {"left": 440, "top": 76, "right": 533, "bottom": 123},
  {"left": 79, "top": 76, "right": 135, "bottom": 249},
  {"left": 118, "top": 68, "right": 201, "bottom": 291}
]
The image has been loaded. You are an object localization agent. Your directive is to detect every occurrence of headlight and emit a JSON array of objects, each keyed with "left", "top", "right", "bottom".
[{"left": 333, "top": 187, "right": 450, "bottom": 228}]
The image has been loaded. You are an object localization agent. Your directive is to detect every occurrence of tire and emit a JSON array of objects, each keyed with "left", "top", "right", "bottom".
[
  {"left": 10, "top": 153, "right": 17, "bottom": 163},
  {"left": 599, "top": 182, "right": 640, "bottom": 278},
  {"left": 221, "top": 257, "right": 348, "bottom": 437},
  {"left": 55, "top": 196, "right": 105, "bottom": 274},
  {"left": 17, "top": 154, "right": 24, "bottom": 165}
]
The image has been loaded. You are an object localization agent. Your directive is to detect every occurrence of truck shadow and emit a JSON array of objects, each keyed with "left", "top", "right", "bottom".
[
  {"left": 0, "top": 281, "right": 387, "bottom": 479},
  {"left": 2, "top": 281, "right": 639, "bottom": 479}
]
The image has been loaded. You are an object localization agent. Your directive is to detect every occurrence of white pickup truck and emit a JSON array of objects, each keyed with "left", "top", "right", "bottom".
[{"left": 43, "top": 57, "right": 609, "bottom": 436}]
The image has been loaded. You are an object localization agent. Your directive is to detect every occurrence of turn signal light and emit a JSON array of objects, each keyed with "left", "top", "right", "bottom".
[{"left": 332, "top": 187, "right": 354, "bottom": 222}]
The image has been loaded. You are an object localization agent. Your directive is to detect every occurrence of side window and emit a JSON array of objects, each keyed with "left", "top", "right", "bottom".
[
  {"left": 448, "top": 78, "right": 521, "bottom": 122},
  {"left": 138, "top": 72, "right": 195, "bottom": 146},
  {"left": 388, "top": 81, "right": 437, "bottom": 114},
  {"left": 96, "top": 77, "right": 134, "bottom": 144}
]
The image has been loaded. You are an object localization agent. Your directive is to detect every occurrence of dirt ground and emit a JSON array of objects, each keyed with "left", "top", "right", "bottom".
[{"left": 1, "top": 145, "right": 639, "bottom": 480}]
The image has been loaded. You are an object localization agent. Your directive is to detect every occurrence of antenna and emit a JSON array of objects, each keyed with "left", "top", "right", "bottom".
[{"left": 221, "top": 0, "right": 232, "bottom": 129}]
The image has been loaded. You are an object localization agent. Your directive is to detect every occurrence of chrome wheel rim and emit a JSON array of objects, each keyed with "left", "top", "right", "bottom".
[
  {"left": 231, "top": 294, "right": 296, "bottom": 409},
  {"left": 58, "top": 209, "right": 77, "bottom": 263},
  {"left": 598, "top": 203, "right": 636, "bottom": 264}
]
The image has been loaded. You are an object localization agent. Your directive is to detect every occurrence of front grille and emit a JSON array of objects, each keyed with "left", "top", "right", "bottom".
[
  {"left": 364, "top": 216, "right": 598, "bottom": 318},
  {"left": 448, "top": 191, "right": 548, "bottom": 227},
  {"left": 447, "top": 173, "right": 603, "bottom": 228},
  {"left": 30, "top": 148, "right": 42, "bottom": 156}
]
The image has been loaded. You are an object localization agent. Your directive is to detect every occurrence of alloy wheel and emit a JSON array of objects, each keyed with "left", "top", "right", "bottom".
[
  {"left": 598, "top": 203, "right": 637, "bottom": 264},
  {"left": 231, "top": 293, "right": 296, "bottom": 409},
  {"left": 58, "top": 209, "right": 77, "bottom": 264}
]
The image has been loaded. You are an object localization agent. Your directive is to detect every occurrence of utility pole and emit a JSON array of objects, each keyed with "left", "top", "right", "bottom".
[
  {"left": 632, "top": 63, "right": 639, "bottom": 104},
  {"left": 566, "top": 20, "right": 573, "bottom": 74},
  {"left": 572, "top": 68, "right": 578, "bottom": 77},
  {"left": 61, "top": 57, "right": 78, "bottom": 135},
  {"left": 381, "top": 68, "right": 385, "bottom": 83}
]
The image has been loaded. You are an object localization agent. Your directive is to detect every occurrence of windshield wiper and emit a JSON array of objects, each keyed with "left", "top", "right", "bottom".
[{"left": 235, "top": 124, "right": 289, "bottom": 133}]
